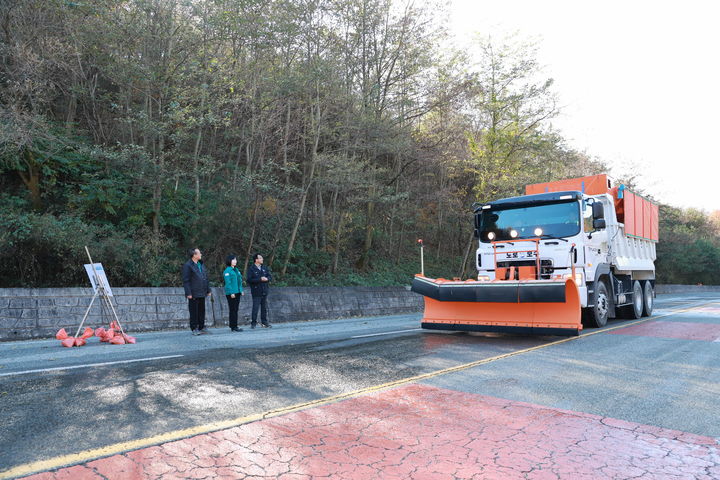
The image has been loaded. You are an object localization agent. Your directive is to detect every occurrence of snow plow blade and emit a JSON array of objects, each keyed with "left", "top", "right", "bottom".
[{"left": 411, "top": 276, "right": 581, "bottom": 336}]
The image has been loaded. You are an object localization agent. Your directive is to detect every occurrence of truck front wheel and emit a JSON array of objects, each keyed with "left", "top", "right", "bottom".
[{"left": 582, "top": 280, "right": 609, "bottom": 328}]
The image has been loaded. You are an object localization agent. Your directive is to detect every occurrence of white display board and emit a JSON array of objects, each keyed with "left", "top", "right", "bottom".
[{"left": 84, "top": 263, "right": 114, "bottom": 297}]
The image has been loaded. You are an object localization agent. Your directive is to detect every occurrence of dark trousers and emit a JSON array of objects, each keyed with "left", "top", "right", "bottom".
[
  {"left": 188, "top": 297, "right": 206, "bottom": 331},
  {"left": 226, "top": 294, "right": 240, "bottom": 329},
  {"left": 251, "top": 295, "right": 268, "bottom": 325}
]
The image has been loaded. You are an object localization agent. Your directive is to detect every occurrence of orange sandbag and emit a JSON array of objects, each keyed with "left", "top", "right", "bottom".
[
  {"left": 56, "top": 328, "right": 68, "bottom": 340},
  {"left": 61, "top": 338, "right": 75, "bottom": 348},
  {"left": 95, "top": 327, "right": 106, "bottom": 337},
  {"left": 123, "top": 334, "right": 136, "bottom": 344},
  {"left": 110, "top": 321, "right": 119, "bottom": 330},
  {"left": 110, "top": 336, "right": 125, "bottom": 345},
  {"left": 80, "top": 327, "right": 94, "bottom": 339},
  {"left": 74, "top": 338, "right": 86, "bottom": 347},
  {"left": 99, "top": 329, "right": 114, "bottom": 342}
]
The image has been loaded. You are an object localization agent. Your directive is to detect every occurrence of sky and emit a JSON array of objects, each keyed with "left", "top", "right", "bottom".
[{"left": 433, "top": 0, "right": 720, "bottom": 211}]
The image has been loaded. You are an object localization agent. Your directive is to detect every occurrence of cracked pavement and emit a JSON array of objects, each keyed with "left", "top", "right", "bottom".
[{"left": 24, "top": 384, "right": 720, "bottom": 479}]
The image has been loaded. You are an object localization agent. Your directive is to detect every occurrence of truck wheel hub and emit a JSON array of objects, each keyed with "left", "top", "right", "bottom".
[{"left": 597, "top": 294, "right": 608, "bottom": 318}]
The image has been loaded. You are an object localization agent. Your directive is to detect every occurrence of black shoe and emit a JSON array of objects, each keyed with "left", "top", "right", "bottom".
[
  {"left": 251, "top": 323, "right": 257, "bottom": 329},
  {"left": 261, "top": 323, "right": 271, "bottom": 328},
  {"left": 199, "top": 328, "right": 211, "bottom": 335},
  {"left": 191, "top": 330, "right": 200, "bottom": 336},
  {"left": 230, "top": 327, "right": 243, "bottom": 332}
]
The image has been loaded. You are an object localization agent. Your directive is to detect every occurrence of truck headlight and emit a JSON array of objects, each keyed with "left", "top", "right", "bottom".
[{"left": 477, "top": 275, "right": 491, "bottom": 281}]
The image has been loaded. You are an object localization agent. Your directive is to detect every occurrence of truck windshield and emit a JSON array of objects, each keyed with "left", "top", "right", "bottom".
[{"left": 478, "top": 201, "right": 580, "bottom": 242}]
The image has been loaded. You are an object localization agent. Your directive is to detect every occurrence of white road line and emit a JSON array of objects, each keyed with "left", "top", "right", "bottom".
[
  {"left": 0, "top": 355, "right": 184, "bottom": 377},
  {"left": 351, "top": 328, "right": 423, "bottom": 339}
]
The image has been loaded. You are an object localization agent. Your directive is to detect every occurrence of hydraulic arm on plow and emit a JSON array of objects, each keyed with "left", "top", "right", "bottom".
[{"left": 411, "top": 174, "right": 658, "bottom": 336}]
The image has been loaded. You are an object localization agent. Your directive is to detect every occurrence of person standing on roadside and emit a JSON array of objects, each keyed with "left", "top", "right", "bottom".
[
  {"left": 247, "top": 253, "right": 272, "bottom": 328},
  {"left": 182, "top": 248, "right": 212, "bottom": 335},
  {"left": 223, "top": 254, "right": 244, "bottom": 332}
]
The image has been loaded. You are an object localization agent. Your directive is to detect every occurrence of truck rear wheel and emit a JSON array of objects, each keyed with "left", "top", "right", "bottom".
[
  {"left": 582, "top": 280, "right": 609, "bottom": 328},
  {"left": 620, "top": 280, "right": 644, "bottom": 319},
  {"left": 642, "top": 281, "right": 654, "bottom": 317}
]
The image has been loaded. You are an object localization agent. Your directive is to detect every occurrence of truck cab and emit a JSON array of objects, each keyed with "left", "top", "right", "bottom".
[{"left": 473, "top": 184, "right": 657, "bottom": 328}]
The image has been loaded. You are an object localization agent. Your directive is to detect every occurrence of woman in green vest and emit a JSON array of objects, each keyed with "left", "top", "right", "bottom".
[{"left": 223, "top": 254, "right": 244, "bottom": 332}]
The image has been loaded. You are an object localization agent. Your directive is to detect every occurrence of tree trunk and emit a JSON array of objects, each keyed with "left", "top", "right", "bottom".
[
  {"left": 231, "top": 143, "right": 243, "bottom": 190},
  {"left": 313, "top": 188, "right": 319, "bottom": 250},
  {"left": 243, "top": 193, "right": 260, "bottom": 274},
  {"left": 268, "top": 215, "right": 284, "bottom": 267},
  {"left": 282, "top": 100, "right": 292, "bottom": 186},
  {"left": 318, "top": 188, "right": 327, "bottom": 249},
  {"left": 332, "top": 213, "right": 346, "bottom": 274},
  {"left": 395, "top": 222, "right": 404, "bottom": 266},
  {"left": 18, "top": 149, "right": 42, "bottom": 211},
  {"left": 459, "top": 230, "right": 475, "bottom": 279},
  {"left": 282, "top": 179, "right": 313, "bottom": 277},
  {"left": 359, "top": 184, "right": 376, "bottom": 271},
  {"left": 281, "top": 97, "right": 321, "bottom": 277},
  {"left": 152, "top": 163, "right": 162, "bottom": 235},
  {"left": 192, "top": 94, "right": 206, "bottom": 221}
]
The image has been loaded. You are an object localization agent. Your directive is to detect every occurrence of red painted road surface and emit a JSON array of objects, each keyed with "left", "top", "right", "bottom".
[
  {"left": 26, "top": 383, "right": 720, "bottom": 480},
  {"left": 609, "top": 320, "right": 720, "bottom": 341}
]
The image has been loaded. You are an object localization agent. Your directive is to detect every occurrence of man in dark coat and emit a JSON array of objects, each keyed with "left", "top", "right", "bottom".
[
  {"left": 182, "top": 248, "right": 212, "bottom": 335},
  {"left": 247, "top": 253, "right": 272, "bottom": 328}
]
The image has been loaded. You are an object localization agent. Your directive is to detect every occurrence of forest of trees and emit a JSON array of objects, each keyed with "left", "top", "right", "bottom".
[{"left": 1, "top": 0, "right": 719, "bottom": 287}]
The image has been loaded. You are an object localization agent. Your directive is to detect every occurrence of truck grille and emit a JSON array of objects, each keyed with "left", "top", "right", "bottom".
[{"left": 496, "top": 259, "right": 554, "bottom": 279}]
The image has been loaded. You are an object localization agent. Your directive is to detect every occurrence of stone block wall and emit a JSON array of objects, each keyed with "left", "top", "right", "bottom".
[
  {"left": 654, "top": 284, "right": 720, "bottom": 293},
  {"left": 0, "top": 286, "right": 422, "bottom": 341}
]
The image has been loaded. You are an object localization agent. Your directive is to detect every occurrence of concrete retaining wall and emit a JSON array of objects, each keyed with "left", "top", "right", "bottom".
[
  {"left": 655, "top": 284, "right": 720, "bottom": 294},
  {"left": 0, "top": 286, "right": 423, "bottom": 341}
]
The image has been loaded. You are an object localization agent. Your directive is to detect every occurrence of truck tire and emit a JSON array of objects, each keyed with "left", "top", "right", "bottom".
[
  {"left": 582, "top": 280, "right": 609, "bottom": 328},
  {"left": 642, "top": 281, "right": 654, "bottom": 317},
  {"left": 619, "top": 280, "right": 644, "bottom": 319}
]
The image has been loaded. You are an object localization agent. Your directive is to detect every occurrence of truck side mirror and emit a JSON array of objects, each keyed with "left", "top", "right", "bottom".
[
  {"left": 592, "top": 202, "right": 605, "bottom": 220},
  {"left": 593, "top": 218, "right": 606, "bottom": 230},
  {"left": 473, "top": 228, "right": 481, "bottom": 239}
]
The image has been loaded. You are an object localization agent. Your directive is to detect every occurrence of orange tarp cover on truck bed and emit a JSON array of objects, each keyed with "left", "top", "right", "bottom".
[
  {"left": 612, "top": 188, "right": 659, "bottom": 242},
  {"left": 525, "top": 174, "right": 612, "bottom": 196},
  {"left": 525, "top": 174, "right": 658, "bottom": 242}
]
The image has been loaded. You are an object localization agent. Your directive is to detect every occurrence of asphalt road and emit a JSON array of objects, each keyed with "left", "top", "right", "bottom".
[{"left": 1, "top": 293, "right": 719, "bottom": 475}]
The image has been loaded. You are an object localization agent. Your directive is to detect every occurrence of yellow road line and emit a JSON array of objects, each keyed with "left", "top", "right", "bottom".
[{"left": 1, "top": 300, "right": 716, "bottom": 480}]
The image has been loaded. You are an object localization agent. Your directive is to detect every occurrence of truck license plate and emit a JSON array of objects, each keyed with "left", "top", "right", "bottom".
[{"left": 504, "top": 251, "right": 537, "bottom": 259}]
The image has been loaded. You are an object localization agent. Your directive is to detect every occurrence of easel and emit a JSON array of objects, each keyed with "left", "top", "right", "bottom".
[{"left": 74, "top": 246, "right": 127, "bottom": 340}]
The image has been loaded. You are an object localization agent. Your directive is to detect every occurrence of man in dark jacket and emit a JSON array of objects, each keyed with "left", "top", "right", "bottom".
[
  {"left": 182, "top": 248, "right": 212, "bottom": 335},
  {"left": 247, "top": 253, "right": 272, "bottom": 328}
]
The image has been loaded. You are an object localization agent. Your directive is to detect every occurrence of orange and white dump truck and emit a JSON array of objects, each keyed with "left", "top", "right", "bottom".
[{"left": 411, "top": 174, "right": 659, "bottom": 335}]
